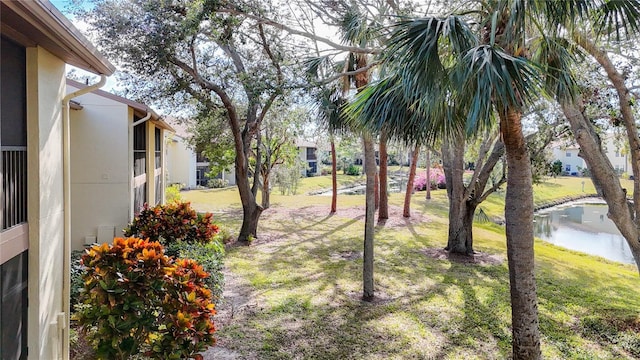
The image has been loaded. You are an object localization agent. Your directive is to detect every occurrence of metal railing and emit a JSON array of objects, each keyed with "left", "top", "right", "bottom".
[{"left": 2, "top": 147, "right": 27, "bottom": 231}]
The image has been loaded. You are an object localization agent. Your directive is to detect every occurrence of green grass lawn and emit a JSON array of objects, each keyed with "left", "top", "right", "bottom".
[{"left": 183, "top": 176, "right": 639, "bottom": 360}]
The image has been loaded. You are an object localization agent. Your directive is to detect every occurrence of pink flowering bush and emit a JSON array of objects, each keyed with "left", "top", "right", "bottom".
[{"left": 413, "top": 168, "right": 446, "bottom": 191}]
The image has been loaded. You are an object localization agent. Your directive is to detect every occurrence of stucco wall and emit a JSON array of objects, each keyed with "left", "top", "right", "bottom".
[
  {"left": 26, "top": 46, "right": 66, "bottom": 360},
  {"left": 166, "top": 136, "right": 197, "bottom": 188},
  {"left": 68, "top": 85, "right": 130, "bottom": 250},
  {"left": 552, "top": 147, "right": 585, "bottom": 174}
]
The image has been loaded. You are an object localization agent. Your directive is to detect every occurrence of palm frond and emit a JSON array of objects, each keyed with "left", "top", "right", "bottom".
[
  {"left": 595, "top": 0, "right": 640, "bottom": 41},
  {"left": 529, "top": 36, "right": 580, "bottom": 105},
  {"left": 453, "top": 45, "right": 542, "bottom": 132}
]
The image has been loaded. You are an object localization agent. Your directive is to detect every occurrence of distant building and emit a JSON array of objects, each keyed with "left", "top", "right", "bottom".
[
  {"left": 296, "top": 139, "right": 319, "bottom": 176},
  {"left": 550, "top": 134, "right": 632, "bottom": 176}
]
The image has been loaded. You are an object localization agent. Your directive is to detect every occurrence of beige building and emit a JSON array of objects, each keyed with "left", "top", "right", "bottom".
[
  {"left": 0, "top": 1, "right": 115, "bottom": 359},
  {"left": 67, "top": 79, "right": 173, "bottom": 250}
]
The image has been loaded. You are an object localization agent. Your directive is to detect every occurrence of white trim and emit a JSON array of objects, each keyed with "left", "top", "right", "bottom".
[
  {"left": 0, "top": 223, "right": 28, "bottom": 264},
  {"left": 133, "top": 173, "right": 146, "bottom": 188}
]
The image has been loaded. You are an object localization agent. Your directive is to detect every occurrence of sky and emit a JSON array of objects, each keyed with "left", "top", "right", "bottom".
[{"left": 49, "top": 0, "right": 120, "bottom": 91}]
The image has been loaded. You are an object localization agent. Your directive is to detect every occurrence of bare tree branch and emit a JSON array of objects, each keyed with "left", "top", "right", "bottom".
[{"left": 218, "top": 7, "right": 382, "bottom": 54}]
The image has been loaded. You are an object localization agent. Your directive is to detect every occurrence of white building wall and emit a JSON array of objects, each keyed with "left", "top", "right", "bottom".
[
  {"left": 68, "top": 86, "right": 130, "bottom": 250},
  {"left": 26, "top": 46, "right": 66, "bottom": 360},
  {"left": 603, "top": 137, "right": 632, "bottom": 175},
  {"left": 551, "top": 147, "right": 585, "bottom": 174},
  {"left": 166, "top": 135, "right": 197, "bottom": 188}
]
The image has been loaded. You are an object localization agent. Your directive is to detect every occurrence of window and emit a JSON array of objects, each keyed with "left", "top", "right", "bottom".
[
  {"left": 306, "top": 147, "right": 316, "bottom": 160},
  {"left": 154, "top": 128, "right": 161, "bottom": 170},
  {"left": 565, "top": 151, "right": 571, "bottom": 157},
  {"left": 0, "top": 36, "right": 28, "bottom": 360},
  {"left": 133, "top": 121, "right": 147, "bottom": 212},
  {"left": 154, "top": 128, "right": 161, "bottom": 205},
  {"left": 565, "top": 164, "right": 571, "bottom": 172},
  {"left": 133, "top": 122, "right": 146, "bottom": 177}
]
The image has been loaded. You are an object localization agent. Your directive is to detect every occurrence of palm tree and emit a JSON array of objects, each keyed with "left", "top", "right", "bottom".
[{"left": 350, "top": 1, "right": 640, "bottom": 358}]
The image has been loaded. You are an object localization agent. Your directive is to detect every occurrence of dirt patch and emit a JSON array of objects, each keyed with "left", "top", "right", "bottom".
[
  {"left": 329, "top": 250, "right": 362, "bottom": 261},
  {"left": 419, "top": 247, "right": 504, "bottom": 266},
  {"left": 200, "top": 268, "right": 257, "bottom": 360},
  {"left": 259, "top": 204, "right": 427, "bottom": 228}
]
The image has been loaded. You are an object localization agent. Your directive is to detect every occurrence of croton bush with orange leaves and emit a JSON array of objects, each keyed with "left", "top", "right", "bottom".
[
  {"left": 77, "top": 237, "right": 216, "bottom": 360},
  {"left": 124, "top": 202, "right": 219, "bottom": 245}
]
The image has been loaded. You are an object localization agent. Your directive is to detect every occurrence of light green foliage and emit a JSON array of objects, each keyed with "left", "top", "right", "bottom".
[
  {"left": 207, "top": 178, "right": 229, "bottom": 188},
  {"left": 274, "top": 161, "right": 304, "bottom": 195},
  {"left": 165, "top": 240, "right": 226, "bottom": 304},
  {"left": 165, "top": 184, "right": 183, "bottom": 203}
]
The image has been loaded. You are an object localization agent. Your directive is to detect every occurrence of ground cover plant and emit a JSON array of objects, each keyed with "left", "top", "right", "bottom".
[{"left": 183, "top": 176, "right": 639, "bottom": 359}]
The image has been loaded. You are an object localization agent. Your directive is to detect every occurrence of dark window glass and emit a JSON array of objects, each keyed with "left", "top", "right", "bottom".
[
  {"left": 133, "top": 122, "right": 146, "bottom": 177},
  {"left": 1, "top": 251, "right": 28, "bottom": 360},
  {"left": 134, "top": 183, "right": 146, "bottom": 214},
  {"left": 154, "top": 128, "right": 161, "bottom": 170},
  {"left": 1, "top": 37, "right": 27, "bottom": 147},
  {"left": 306, "top": 147, "right": 316, "bottom": 160}
]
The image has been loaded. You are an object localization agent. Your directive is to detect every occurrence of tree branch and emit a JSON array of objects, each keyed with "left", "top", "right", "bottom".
[{"left": 217, "top": 7, "right": 381, "bottom": 54}]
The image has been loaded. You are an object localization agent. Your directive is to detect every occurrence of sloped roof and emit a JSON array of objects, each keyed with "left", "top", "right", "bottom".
[
  {"left": 67, "top": 78, "right": 174, "bottom": 131},
  {"left": 1, "top": 0, "right": 115, "bottom": 75},
  {"left": 295, "top": 139, "right": 317, "bottom": 148}
]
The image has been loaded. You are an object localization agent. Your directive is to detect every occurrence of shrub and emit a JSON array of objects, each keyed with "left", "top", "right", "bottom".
[
  {"left": 124, "top": 202, "right": 219, "bottom": 245},
  {"left": 165, "top": 240, "right": 225, "bottom": 304},
  {"left": 413, "top": 168, "right": 446, "bottom": 191},
  {"left": 274, "top": 164, "right": 303, "bottom": 195},
  {"left": 344, "top": 164, "right": 361, "bottom": 176},
  {"left": 148, "top": 258, "right": 216, "bottom": 359},
  {"left": 213, "top": 226, "right": 234, "bottom": 244},
  {"left": 70, "top": 249, "right": 86, "bottom": 310},
  {"left": 77, "top": 238, "right": 216, "bottom": 360},
  {"left": 321, "top": 166, "right": 332, "bottom": 175},
  {"left": 165, "top": 184, "right": 183, "bottom": 203},
  {"left": 207, "top": 178, "right": 228, "bottom": 188}
]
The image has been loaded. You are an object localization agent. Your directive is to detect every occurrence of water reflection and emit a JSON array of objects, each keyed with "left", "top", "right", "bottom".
[{"left": 533, "top": 204, "right": 634, "bottom": 264}]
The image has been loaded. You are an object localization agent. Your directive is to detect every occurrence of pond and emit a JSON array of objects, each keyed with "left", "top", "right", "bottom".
[{"left": 533, "top": 201, "right": 635, "bottom": 264}]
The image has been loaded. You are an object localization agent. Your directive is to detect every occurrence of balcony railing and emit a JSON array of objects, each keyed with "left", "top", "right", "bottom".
[{"left": 2, "top": 147, "right": 27, "bottom": 231}]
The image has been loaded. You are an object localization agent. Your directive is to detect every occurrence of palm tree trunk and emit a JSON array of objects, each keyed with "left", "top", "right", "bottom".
[
  {"left": 330, "top": 133, "right": 337, "bottom": 214},
  {"left": 425, "top": 149, "right": 431, "bottom": 200},
  {"left": 403, "top": 147, "right": 419, "bottom": 218},
  {"left": 363, "top": 133, "right": 376, "bottom": 301},
  {"left": 500, "top": 108, "right": 541, "bottom": 360},
  {"left": 374, "top": 171, "right": 380, "bottom": 210},
  {"left": 379, "top": 130, "right": 389, "bottom": 220}
]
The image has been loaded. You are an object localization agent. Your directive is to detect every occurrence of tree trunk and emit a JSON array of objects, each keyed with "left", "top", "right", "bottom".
[
  {"left": 261, "top": 176, "right": 270, "bottom": 209},
  {"left": 442, "top": 135, "right": 475, "bottom": 254},
  {"left": 561, "top": 99, "right": 640, "bottom": 272},
  {"left": 378, "top": 130, "right": 389, "bottom": 220},
  {"left": 330, "top": 135, "right": 337, "bottom": 214},
  {"left": 374, "top": 171, "right": 380, "bottom": 210},
  {"left": 233, "top": 113, "right": 263, "bottom": 243},
  {"left": 425, "top": 149, "right": 431, "bottom": 200},
  {"left": 500, "top": 108, "right": 541, "bottom": 360},
  {"left": 403, "top": 147, "right": 420, "bottom": 218},
  {"left": 235, "top": 151, "right": 263, "bottom": 242},
  {"left": 362, "top": 133, "right": 376, "bottom": 301},
  {"left": 447, "top": 202, "right": 477, "bottom": 254},
  {"left": 572, "top": 33, "right": 640, "bottom": 272}
]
